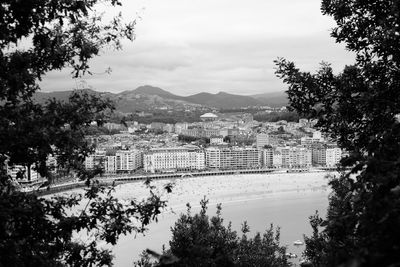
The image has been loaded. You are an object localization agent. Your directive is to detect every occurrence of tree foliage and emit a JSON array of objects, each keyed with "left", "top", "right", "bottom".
[
  {"left": 1, "top": 183, "right": 167, "bottom": 267},
  {"left": 0, "top": 1, "right": 169, "bottom": 266},
  {"left": 275, "top": 0, "right": 400, "bottom": 266},
  {"left": 137, "top": 199, "right": 289, "bottom": 267},
  {"left": 253, "top": 111, "right": 299, "bottom": 123}
]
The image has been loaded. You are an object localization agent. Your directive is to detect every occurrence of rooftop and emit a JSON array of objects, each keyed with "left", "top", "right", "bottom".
[{"left": 200, "top": 113, "right": 218, "bottom": 118}]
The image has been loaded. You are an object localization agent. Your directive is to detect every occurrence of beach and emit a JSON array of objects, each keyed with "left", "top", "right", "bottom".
[{"left": 103, "top": 171, "right": 332, "bottom": 266}]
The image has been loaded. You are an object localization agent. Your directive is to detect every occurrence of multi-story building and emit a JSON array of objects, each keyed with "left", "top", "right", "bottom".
[
  {"left": 84, "top": 150, "right": 106, "bottom": 170},
  {"left": 326, "top": 147, "right": 342, "bottom": 167},
  {"left": 210, "top": 136, "right": 224, "bottom": 145},
  {"left": 312, "top": 145, "right": 342, "bottom": 167},
  {"left": 181, "top": 128, "right": 201, "bottom": 138},
  {"left": 272, "top": 151, "right": 282, "bottom": 168},
  {"left": 204, "top": 128, "right": 221, "bottom": 138},
  {"left": 143, "top": 145, "right": 205, "bottom": 173},
  {"left": 174, "top": 123, "right": 188, "bottom": 134},
  {"left": 104, "top": 122, "right": 126, "bottom": 131},
  {"left": 301, "top": 131, "right": 325, "bottom": 147},
  {"left": 6, "top": 164, "right": 39, "bottom": 181},
  {"left": 260, "top": 147, "right": 274, "bottom": 167},
  {"left": 181, "top": 127, "right": 221, "bottom": 139},
  {"left": 85, "top": 149, "right": 142, "bottom": 173},
  {"left": 116, "top": 150, "right": 142, "bottom": 171},
  {"left": 296, "top": 147, "right": 312, "bottom": 167},
  {"left": 256, "top": 133, "right": 270, "bottom": 149},
  {"left": 312, "top": 146, "right": 326, "bottom": 166},
  {"left": 105, "top": 155, "right": 117, "bottom": 173},
  {"left": 205, "top": 147, "right": 221, "bottom": 169},
  {"left": 278, "top": 146, "right": 312, "bottom": 168},
  {"left": 280, "top": 147, "right": 294, "bottom": 167},
  {"left": 205, "top": 146, "right": 259, "bottom": 169}
]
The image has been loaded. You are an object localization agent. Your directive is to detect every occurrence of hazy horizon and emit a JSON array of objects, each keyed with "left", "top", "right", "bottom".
[{"left": 38, "top": 84, "right": 288, "bottom": 96}]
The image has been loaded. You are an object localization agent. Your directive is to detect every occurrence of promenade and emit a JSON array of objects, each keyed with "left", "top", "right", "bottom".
[{"left": 32, "top": 167, "right": 336, "bottom": 196}]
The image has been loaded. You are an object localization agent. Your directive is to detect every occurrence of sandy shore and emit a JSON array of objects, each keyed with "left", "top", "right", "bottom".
[{"left": 111, "top": 171, "right": 333, "bottom": 214}]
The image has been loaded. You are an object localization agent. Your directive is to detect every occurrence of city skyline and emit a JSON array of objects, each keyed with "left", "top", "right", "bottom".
[{"left": 40, "top": 0, "right": 355, "bottom": 96}]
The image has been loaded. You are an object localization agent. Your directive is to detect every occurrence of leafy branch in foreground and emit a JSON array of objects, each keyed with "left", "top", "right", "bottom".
[
  {"left": 0, "top": 1, "right": 170, "bottom": 266},
  {"left": 275, "top": 0, "right": 400, "bottom": 266},
  {"left": 1, "top": 180, "right": 167, "bottom": 266}
]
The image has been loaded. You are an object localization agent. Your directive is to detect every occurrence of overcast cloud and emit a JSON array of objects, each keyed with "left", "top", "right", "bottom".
[{"left": 39, "top": 0, "right": 355, "bottom": 96}]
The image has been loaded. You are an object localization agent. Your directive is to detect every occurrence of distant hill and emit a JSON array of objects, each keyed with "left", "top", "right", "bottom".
[
  {"left": 33, "top": 86, "right": 288, "bottom": 112},
  {"left": 113, "top": 86, "right": 198, "bottom": 113},
  {"left": 33, "top": 89, "right": 106, "bottom": 103},
  {"left": 186, "top": 91, "right": 262, "bottom": 109},
  {"left": 123, "top": 85, "right": 187, "bottom": 101},
  {"left": 250, "top": 91, "right": 288, "bottom": 108}
]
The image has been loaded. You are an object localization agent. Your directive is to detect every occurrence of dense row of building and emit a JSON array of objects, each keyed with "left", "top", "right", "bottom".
[
  {"left": 84, "top": 141, "right": 343, "bottom": 174},
  {"left": 6, "top": 113, "right": 343, "bottom": 180},
  {"left": 85, "top": 117, "right": 341, "bottom": 174},
  {"left": 7, "top": 123, "right": 343, "bottom": 180}
]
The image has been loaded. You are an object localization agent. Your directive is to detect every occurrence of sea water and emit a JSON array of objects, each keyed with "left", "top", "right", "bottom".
[{"left": 109, "top": 172, "right": 331, "bottom": 266}]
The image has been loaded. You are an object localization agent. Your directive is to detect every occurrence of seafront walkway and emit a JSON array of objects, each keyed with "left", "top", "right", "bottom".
[{"left": 31, "top": 167, "right": 336, "bottom": 196}]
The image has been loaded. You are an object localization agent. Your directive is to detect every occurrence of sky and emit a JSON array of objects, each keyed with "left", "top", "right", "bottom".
[{"left": 40, "top": 0, "right": 355, "bottom": 96}]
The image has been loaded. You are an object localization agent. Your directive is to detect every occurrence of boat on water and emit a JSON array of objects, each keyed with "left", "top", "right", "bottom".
[{"left": 293, "top": 240, "right": 304, "bottom": 246}]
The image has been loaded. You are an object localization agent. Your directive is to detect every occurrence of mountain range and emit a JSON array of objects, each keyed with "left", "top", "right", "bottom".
[{"left": 34, "top": 85, "right": 288, "bottom": 112}]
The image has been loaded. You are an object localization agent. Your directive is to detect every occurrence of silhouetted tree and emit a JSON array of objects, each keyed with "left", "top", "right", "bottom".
[
  {"left": 275, "top": 0, "right": 400, "bottom": 266},
  {"left": 138, "top": 199, "right": 289, "bottom": 267},
  {"left": 0, "top": 1, "right": 169, "bottom": 266}
]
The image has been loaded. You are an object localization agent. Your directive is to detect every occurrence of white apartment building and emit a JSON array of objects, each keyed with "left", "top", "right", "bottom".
[
  {"left": 181, "top": 128, "right": 201, "bottom": 137},
  {"left": 273, "top": 151, "right": 283, "bottom": 168},
  {"left": 181, "top": 127, "right": 222, "bottom": 138},
  {"left": 143, "top": 145, "right": 205, "bottom": 173},
  {"left": 7, "top": 164, "right": 39, "bottom": 181},
  {"left": 116, "top": 150, "right": 142, "bottom": 171},
  {"left": 210, "top": 136, "right": 224, "bottom": 145},
  {"left": 256, "top": 133, "right": 270, "bottom": 149},
  {"left": 204, "top": 128, "right": 221, "bottom": 138},
  {"left": 84, "top": 150, "right": 106, "bottom": 170},
  {"left": 278, "top": 146, "right": 312, "bottom": 168},
  {"left": 296, "top": 147, "right": 312, "bottom": 167},
  {"left": 205, "top": 146, "right": 259, "bottom": 169},
  {"left": 85, "top": 149, "right": 142, "bottom": 173},
  {"left": 205, "top": 147, "right": 221, "bottom": 169},
  {"left": 105, "top": 155, "right": 117, "bottom": 173},
  {"left": 326, "top": 147, "right": 342, "bottom": 167}
]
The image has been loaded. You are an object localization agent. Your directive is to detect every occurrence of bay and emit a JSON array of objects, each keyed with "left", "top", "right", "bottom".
[{"left": 110, "top": 172, "right": 331, "bottom": 266}]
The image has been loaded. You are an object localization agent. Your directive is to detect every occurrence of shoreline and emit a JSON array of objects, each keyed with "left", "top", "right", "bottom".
[
  {"left": 34, "top": 167, "right": 336, "bottom": 196},
  {"left": 110, "top": 171, "right": 332, "bottom": 265}
]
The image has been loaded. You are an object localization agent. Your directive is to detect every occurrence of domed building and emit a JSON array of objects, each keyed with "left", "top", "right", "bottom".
[{"left": 200, "top": 112, "right": 218, "bottom": 122}]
